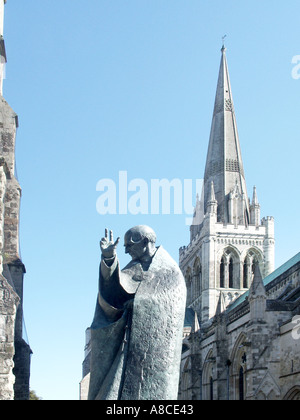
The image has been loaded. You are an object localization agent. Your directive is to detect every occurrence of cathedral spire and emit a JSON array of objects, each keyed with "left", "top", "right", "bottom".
[
  {"left": 203, "top": 47, "right": 249, "bottom": 225},
  {"left": 180, "top": 45, "right": 275, "bottom": 328}
]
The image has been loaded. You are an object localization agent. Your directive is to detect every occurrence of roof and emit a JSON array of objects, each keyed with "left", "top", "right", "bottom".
[
  {"left": 263, "top": 252, "right": 300, "bottom": 288},
  {"left": 227, "top": 252, "right": 300, "bottom": 311}
]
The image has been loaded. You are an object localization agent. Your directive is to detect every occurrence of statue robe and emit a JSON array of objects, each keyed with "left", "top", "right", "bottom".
[{"left": 88, "top": 246, "right": 186, "bottom": 400}]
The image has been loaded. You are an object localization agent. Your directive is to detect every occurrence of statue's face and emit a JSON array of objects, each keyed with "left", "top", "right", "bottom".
[{"left": 124, "top": 230, "right": 147, "bottom": 260}]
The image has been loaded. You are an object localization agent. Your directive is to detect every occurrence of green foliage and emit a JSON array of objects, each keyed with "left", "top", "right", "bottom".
[{"left": 29, "top": 390, "right": 42, "bottom": 400}]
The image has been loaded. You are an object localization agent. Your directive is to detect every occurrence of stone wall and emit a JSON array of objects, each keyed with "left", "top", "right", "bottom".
[
  {"left": 0, "top": 274, "right": 19, "bottom": 400},
  {"left": 279, "top": 318, "right": 300, "bottom": 399},
  {"left": 0, "top": 75, "right": 30, "bottom": 401}
]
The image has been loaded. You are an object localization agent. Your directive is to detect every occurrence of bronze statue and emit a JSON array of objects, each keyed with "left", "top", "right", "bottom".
[{"left": 88, "top": 225, "right": 186, "bottom": 400}]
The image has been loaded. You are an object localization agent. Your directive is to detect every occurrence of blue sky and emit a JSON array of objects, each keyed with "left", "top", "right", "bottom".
[{"left": 3, "top": 0, "right": 300, "bottom": 400}]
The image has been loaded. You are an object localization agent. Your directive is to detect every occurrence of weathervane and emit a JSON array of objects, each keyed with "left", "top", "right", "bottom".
[{"left": 222, "top": 34, "right": 227, "bottom": 50}]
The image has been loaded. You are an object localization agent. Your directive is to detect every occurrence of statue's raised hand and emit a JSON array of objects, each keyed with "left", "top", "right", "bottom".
[{"left": 100, "top": 228, "right": 120, "bottom": 259}]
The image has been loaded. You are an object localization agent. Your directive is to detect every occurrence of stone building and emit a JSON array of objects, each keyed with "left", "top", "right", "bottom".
[
  {"left": 180, "top": 253, "right": 300, "bottom": 400},
  {"left": 0, "top": 0, "right": 31, "bottom": 400},
  {"left": 178, "top": 46, "right": 300, "bottom": 400}
]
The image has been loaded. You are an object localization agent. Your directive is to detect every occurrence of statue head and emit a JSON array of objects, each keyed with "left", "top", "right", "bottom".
[{"left": 124, "top": 225, "right": 157, "bottom": 261}]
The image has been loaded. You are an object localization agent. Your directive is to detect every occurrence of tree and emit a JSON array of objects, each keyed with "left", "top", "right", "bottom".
[{"left": 29, "top": 390, "right": 42, "bottom": 400}]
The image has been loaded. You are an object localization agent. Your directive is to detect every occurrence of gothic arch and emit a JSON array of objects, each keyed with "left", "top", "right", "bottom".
[
  {"left": 181, "top": 358, "right": 192, "bottom": 400},
  {"left": 283, "top": 386, "right": 300, "bottom": 400},
  {"left": 217, "top": 244, "right": 241, "bottom": 261},
  {"left": 217, "top": 246, "right": 241, "bottom": 289},
  {"left": 240, "top": 246, "right": 263, "bottom": 262},
  {"left": 230, "top": 333, "right": 249, "bottom": 400},
  {"left": 202, "top": 349, "right": 215, "bottom": 400},
  {"left": 242, "top": 248, "right": 263, "bottom": 288}
]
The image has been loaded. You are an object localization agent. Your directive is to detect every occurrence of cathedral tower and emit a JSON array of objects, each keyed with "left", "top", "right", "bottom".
[
  {"left": 0, "top": 0, "right": 31, "bottom": 400},
  {"left": 179, "top": 46, "right": 275, "bottom": 325}
]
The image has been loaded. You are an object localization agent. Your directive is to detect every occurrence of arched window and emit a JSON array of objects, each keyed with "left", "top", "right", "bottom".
[
  {"left": 220, "top": 257, "right": 225, "bottom": 288},
  {"left": 210, "top": 377, "right": 214, "bottom": 400},
  {"left": 243, "top": 249, "right": 263, "bottom": 289},
  {"left": 219, "top": 247, "right": 240, "bottom": 290},
  {"left": 202, "top": 350, "right": 215, "bottom": 400},
  {"left": 229, "top": 258, "right": 234, "bottom": 288},
  {"left": 181, "top": 359, "right": 192, "bottom": 400},
  {"left": 239, "top": 366, "right": 244, "bottom": 400},
  {"left": 243, "top": 260, "right": 248, "bottom": 288},
  {"left": 230, "top": 335, "right": 248, "bottom": 400}
]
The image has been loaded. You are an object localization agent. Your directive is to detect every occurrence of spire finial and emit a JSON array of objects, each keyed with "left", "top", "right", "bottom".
[
  {"left": 206, "top": 181, "right": 217, "bottom": 215},
  {"left": 209, "top": 181, "right": 216, "bottom": 202},
  {"left": 221, "top": 34, "right": 227, "bottom": 52},
  {"left": 252, "top": 185, "right": 259, "bottom": 205}
]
